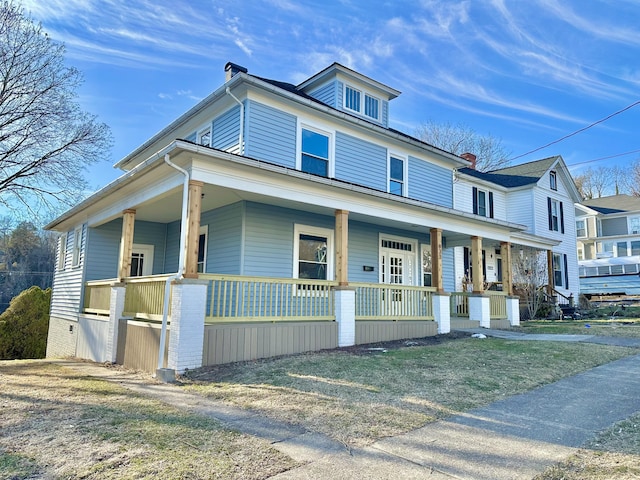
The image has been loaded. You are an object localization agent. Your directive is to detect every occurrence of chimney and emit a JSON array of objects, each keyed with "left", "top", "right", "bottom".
[
  {"left": 461, "top": 152, "right": 477, "bottom": 170},
  {"left": 225, "top": 62, "right": 248, "bottom": 82}
]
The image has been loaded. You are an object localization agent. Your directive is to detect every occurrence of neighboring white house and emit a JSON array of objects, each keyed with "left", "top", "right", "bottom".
[
  {"left": 576, "top": 194, "right": 640, "bottom": 296},
  {"left": 45, "top": 62, "right": 565, "bottom": 374},
  {"left": 454, "top": 156, "right": 581, "bottom": 302}
]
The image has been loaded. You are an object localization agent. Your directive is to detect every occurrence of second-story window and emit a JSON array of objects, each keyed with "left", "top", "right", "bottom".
[
  {"left": 344, "top": 84, "right": 380, "bottom": 121},
  {"left": 630, "top": 216, "right": 640, "bottom": 234},
  {"left": 472, "top": 187, "right": 494, "bottom": 218},
  {"left": 550, "top": 171, "right": 557, "bottom": 190},
  {"left": 548, "top": 197, "right": 564, "bottom": 233},
  {"left": 576, "top": 219, "right": 586, "bottom": 237},
  {"left": 198, "top": 127, "right": 211, "bottom": 147},
  {"left": 389, "top": 156, "right": 405, "bottom": 195},
  {"left": 301, "top": 128, "right": 330, "bottom": 177}
]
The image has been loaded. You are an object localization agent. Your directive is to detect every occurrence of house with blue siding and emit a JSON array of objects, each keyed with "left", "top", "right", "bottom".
[{"left": 46, "top": 62, "right": 554, "bottom": 375}]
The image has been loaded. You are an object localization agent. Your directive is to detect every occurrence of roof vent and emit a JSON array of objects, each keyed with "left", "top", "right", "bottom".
[
  {"left": 461, "top": 152, "right": 477, "bottom": 170},
  {"left": 225, "top": 62, "right": 248, "bottom": 82}
]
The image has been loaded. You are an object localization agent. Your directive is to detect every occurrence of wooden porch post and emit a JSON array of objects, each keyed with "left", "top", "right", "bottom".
[
  {"left": 430, "top": 228, "right": 444, "bottom": 293},
  {"left": 471, "top": 236, "right": 484, "bottom": 293},
  {"left": 547, "top": 249, "right": 555, "bottom": 296},
  {"left": 500, "top": 241, "right": 512, "bottom": 296},
  {"left": 184, "top": 180, "right": 203, "bottom": 279},
  {"left": 335, "top": 209, "right": 349, "bottom": 286},
  {"left": 118, "top": 209, "right": 136, "bottom": 281}
]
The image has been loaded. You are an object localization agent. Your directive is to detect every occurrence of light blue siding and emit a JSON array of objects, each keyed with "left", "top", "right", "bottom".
[
  {"left": 308, "top": 81, "right": 337, "bottom": 107},
  {"left": 382, "top": 100, "right": 389, "bottom": 128},
  {"left": 50, "top": 224, "right": 87, "bottom": 320},
  {"left": 185, "top": 131, "right": 197, "bottom": 142},
  {"left": 201, "top": 203, "right": 243, "bottom": 274},
  {"left": 335, "top": 132, "right": 387, "bottom": 190},
  {"left": 408, "top": 156, "right": 453, "bottom": 207},
  {"left": 213, "top": 105, "right": 240, "bottom": 151},
  {"left": 164, "top": 220, "right": 180, "bottom": 273},
  {"left": 244, "top": 100, "right": 296, "bottom": 167},
  {"left": 336, "top": 81, "right": 344, "bottom": 110},
  {"left": 134, "top": 221, "right": 167, "bottom": 274}
]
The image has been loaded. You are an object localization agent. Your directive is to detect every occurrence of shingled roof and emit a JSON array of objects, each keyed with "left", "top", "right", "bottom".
[
  {"left": 582, "top": 194, "right": 640, "bottom": 214},
  {"left": 458, "top": 156, "right": 560, "bottom": 188}
]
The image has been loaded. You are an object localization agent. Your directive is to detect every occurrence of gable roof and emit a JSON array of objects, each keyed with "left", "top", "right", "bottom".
[
  {"left": 582, "top": 194, "right": 640, "bottom": 214},
  {"left": 458, "top": 156, "right": 560, "bottom": 188}
]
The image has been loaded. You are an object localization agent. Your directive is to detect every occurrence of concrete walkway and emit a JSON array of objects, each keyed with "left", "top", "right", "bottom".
[{"left": 55, "top": 331, "right": 640, "bottom": 479}]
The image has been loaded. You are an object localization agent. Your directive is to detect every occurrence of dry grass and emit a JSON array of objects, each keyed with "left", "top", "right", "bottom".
[
  {"left": 518, "top": 319, "right": 640, "bottom": 338},
  {"left": 0, "top": 360, "right": 298, "bottom": 480},
  {"left": 183, "top": 336, "right": 634, "bottom": 447}
]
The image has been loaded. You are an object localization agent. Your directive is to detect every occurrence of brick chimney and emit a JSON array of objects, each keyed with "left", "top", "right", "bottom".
[
  {"left": 461, "top": 152, "right": 477, "bottom": 170},
  {"left": 225, "top": 62, "right": 248, "bottom": 82}
]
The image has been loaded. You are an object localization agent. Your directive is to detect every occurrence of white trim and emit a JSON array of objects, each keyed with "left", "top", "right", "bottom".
[
  {"left": 198, "top": 225, "right": 208, "bottom": 273},
  {"left": 131, "top": 244, "right": 155, "bottom": 276},
  {"left": 72, "top": 226, "right": 82, "bottom": 267},
  {"left": 296, "top": 120, "right": 335, "bottom": 178},
  {"left": 293, "top": 224, "right": 334, "bottom": 280},
  {"left": 378, "top": 233, "right": 419, "bottom": 286},
  {"left": 388, "top": 153, "right": 408, "bottom": 196},
  {"left": 196, "top": 124, "right": 212, "bottom": 147},
  {"left": 57, "top": 233, "right": 67, "bottom": 271},
  {"left": 343, "top": 83, "right": 382, "bottom": 122},
  {"left": 420, "top": 243, "right": 432, "bottom": 287}
]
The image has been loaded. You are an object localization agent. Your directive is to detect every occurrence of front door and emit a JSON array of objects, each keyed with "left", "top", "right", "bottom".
[{"left": 380, "top": 238, "right": 417, "bottom": 314}]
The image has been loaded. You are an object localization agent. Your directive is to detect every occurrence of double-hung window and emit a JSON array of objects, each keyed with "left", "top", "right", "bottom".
[
  {"left": 576, "top": 219, "right": 586, "bottom": 238},
  {"left": 548, "top": 198, "right": 564, "bottom": 233},
  {"left": 389, "top": 156, "right": 405, "bottom": 195},
  {"left": 72, "top": 227, "right": 82, "bottom": 267},
  {"left": 629, "top": 216, "right": 640, "bottom": 234},
  {"left": 301, "top": 127, "right": 330, "bottom": 177},
  {"left": 550, "top": 171, "right": 557, "bottom": 190},
  {"left": 57, "top": 233, "right": 67, "bottom": 270},
  {"left": 472, "top": 187, "right": 493, "bottom": 218},
  {"left": 293, "top": 225, "right": 333, "bottom": 281},
  {"left": 553, "top": 253, "right": 569, "bottom": 288},
  {"left": 617, "top": 241, "right": 628, "bottom": 257}
]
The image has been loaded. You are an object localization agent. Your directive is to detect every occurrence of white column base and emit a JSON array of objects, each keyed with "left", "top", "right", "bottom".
[
  {"left": 507, "top": 296, "right": 520, "bottom": 326},
  {"left": 167, "top": 279, "right": 207, "bottom": 374},
  {"left": 432, "top": 293, "right": 451, "bottom": 334},
  {"left": 469, "top": 294, "right": 491, "bottom": 328},
  {"left": 105, "top": 283, "right": 126, "bottom": 363},
  {"left": 335, "top": 287, "right": 355, "bottom": 347}
]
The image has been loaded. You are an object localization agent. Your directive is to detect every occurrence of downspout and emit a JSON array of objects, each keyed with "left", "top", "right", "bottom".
[
  {"left": 158, "top": 153, "right": 190, "bottom": 371},
  {"left": 226, "top": 87, "right": 244, "bottom": 155}
]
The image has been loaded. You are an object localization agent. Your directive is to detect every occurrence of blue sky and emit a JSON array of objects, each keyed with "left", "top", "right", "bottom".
[{"left": 21, "top": 0, "right": 640, "bottom": 193}]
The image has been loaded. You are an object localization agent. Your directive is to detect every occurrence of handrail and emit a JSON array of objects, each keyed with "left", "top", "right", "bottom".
[{"left": 351, "top": 283, "right": 435, "bottom": 320}]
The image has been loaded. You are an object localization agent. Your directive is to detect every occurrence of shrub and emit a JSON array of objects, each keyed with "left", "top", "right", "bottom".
[{"left": 0, "top": 286, "right": 51, "bottom": 359}]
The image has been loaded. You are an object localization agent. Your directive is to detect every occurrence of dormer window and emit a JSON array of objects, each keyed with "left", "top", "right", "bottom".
[
  {"left": 550, "top": 171, "right": 557, "bottom": 190},
  {"left": 198, "top": 127, "right": 211, "bottom": 147},
  {"left": 344, "top": 84, "right": 380, "bottom": 121}
]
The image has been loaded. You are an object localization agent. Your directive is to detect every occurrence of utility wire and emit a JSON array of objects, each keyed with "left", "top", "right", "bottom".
[{"left": 509, "top": 100, "right": 640, "bottom": 162}]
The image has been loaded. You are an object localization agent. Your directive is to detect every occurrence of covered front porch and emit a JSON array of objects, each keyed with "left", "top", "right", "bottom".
[{"left": 64, "top": 141, "right": 524, "bottom": 373}]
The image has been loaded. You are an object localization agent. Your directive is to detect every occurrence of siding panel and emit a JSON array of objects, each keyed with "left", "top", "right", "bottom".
[
  {"left": 245, "top": 100, "right": 296, "bottom": 168},
  {"left": 307, "top": 81, "right": 336, "bottom": 107},
  {"left": 213, "top": 105, "right": 240, "bottom": 153},
  {"left": 335, "top": 132, "right": 387, "bottom": 190},
  {"left": 408, "top": 157, "right": 453, "bottom": 207}
]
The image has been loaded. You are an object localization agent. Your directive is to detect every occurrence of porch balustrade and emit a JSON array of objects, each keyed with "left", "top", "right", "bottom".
[
  {"left": 122, "top": 275, "right": 173, "bottom": 320},
  {"left": 487, "top": 291, "right": 508, "bottom": 319},
  {"left": 200, "top": 274, "right": 337, "bottom": 322},
  {"left": 450, "top": 292, "right": 470, "bottom": 317},
  {"left": 83, "top": 280, "right": 113, "bottom": 315},
  {"left": 352, "top": 283, "right": 435, "bottom": 320}
]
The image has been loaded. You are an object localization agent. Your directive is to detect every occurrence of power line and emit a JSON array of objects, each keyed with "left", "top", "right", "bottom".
[
  {"left": 509, "top": 100, "right": 640, "bottom": 162},
  {"left": 567, "top": 149, "right": 640, "bottom": 168}
]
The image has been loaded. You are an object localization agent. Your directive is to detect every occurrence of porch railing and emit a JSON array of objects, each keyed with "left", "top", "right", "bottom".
[
  {"left": 200, "top": 274, "right": 337, "bottom": 323},
  {"left": 123, "top": 275, "right": 173, "bottom": 321},
  {"left": 450, "top": 292, "right": 470, "bottom": 317},
  {"left": 83, "top": 280, "right": 114, "bottom": 315},
  {"left": 487, "top": 291, "right": 508, "bottom": 319},
  {"left": 450, "top": 291, "right": 507, "bottom": 319},
  {"left": 352, "top": 283, "right": 435, "bottom": 320}
]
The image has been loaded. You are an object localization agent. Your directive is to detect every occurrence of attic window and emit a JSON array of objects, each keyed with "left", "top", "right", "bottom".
[
  {"left": 344, "top": 84, "right": 380, "bottom": 121},
  {"left": 550, "top": 171, "right": 557, "bottom": 191}
]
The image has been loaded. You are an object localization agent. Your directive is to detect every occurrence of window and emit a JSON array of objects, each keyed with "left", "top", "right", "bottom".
[
  {"left": 630, "top": 217, "right": 640, "bottom": 234},
  {"left": 197, "top": 126, "right": 211, "bottom": 147},
  {"left": 421, "top": 245, "right": 432, "bottom": 287},
  {"left": 72, "top": 227, "right": 82, "bottom": 267},
  {"left": 553, "top": 253, "right": 563, "bottom": 287},
  {"left": 57, "top": 233, "right": 67, "bottom": 270},
  {"left": 550, "top": 171, "right": 557, "bottom": 190},
  {"left": 130, "top": 245, "right": 154, "bottom": 277},
  {"left": 293, "top": 225, "right": 333, "bottom": 280},
  {"left": 597, "top": 241, "right": 614, "bottom": 257},
  {"left": 576, "top": 219, "right": 586, "bottom": 238},
  {"left": 472, "top": 187, "right": 494, "bottom": 218},
  {"left": 632, "top": 241, "right": 640, "bottom": 256},
  {"left": 301, "top": 127, "right": 330, "bottom": 177},
  {"left": 389, "top": 156, "right": 405, "bottom": 195},
  {"left": 197, "top": 225, "right": 208, "bottom": 273},
  {"left": 577, "top": 248, "right": 584, "bottom": 261},
  {"left": 344, "top": 84, "right": 380, "bottom": 121},
  {"left": 617, "top": 241, "right": 628, "bottom": 257},
  {"left": 547, "top": 198, "right": 564, "bottom": 233}
]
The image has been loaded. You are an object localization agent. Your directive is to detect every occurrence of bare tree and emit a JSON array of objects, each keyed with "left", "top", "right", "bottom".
[
  {"left": 627, "top": 159, "right": 640, "bottom": 197},
  {"left": 0, "top": 1, "right": 111, "bottom": 216},
  {"left": 414, "top": 120, "right": 511, "bottom": 172},
  {"left": 512, "top": 247, "right": 548, "bottom": 320}
]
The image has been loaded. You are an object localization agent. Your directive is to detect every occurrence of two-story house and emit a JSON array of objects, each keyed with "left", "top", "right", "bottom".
[
  {"left": 454, "top": 157, "right": 581, "bottom": 309},
  {"left": 45, "top": 62, "right": 553, "bottom": 375},
  {"left": 576, "top": 194, "right": 640, "bottom": 296}
]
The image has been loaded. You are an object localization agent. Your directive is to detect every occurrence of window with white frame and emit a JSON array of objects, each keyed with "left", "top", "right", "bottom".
[
  {"left": 421, "top": 244, "right": 432, "bottom": 287},
  {"left": 300, "top": 127, "right": 331, "bottom": 177},
  {"left": 197, "top": 126, "right": 211, "bottom": 147},
  {"left": 472, "top": 187, "right": 493, "bottom": 218},
  {"left": 577, "top": 247, "right": 584, "bottom": 261},
  {"left": 630, "top": 216, "right": 640, "bottom": 234},
  {"left": 293, "top": 225, "right": 333, "bottom": 280},
  {"left": 57, "top": 233, "right": 67, "bottom": 270},
  {"left": 576, "top": 219, "right": 586, "bottom": 238},
  {"left": 548, "top": 198, "right": 564, "bottom": 232},
  {"left": 197, "top": 225, "right": 208, "bottom": 273},
  {"left": 632, "top": 240, "right": 640, "bottom": 256},
  {"left": 597, "top": 241, "right": 614, "bottom": 257},
  {"left": 389, "top": 156, "right": 405, "bottom": 195},
  {"left": 344, "top": 84, "right": 380, "bottom": 121},
  {"left": 550, "top": 171, "right": 557, "bottom": 190},
  {"left": 617, "top": 241, "right": 628, "bottom": 257},
  {"left": 553, "top": 253, "right": 563, "bottom": 287},
  {"left": 72, "top": 227, "right": 82, "bottom": 267}
]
